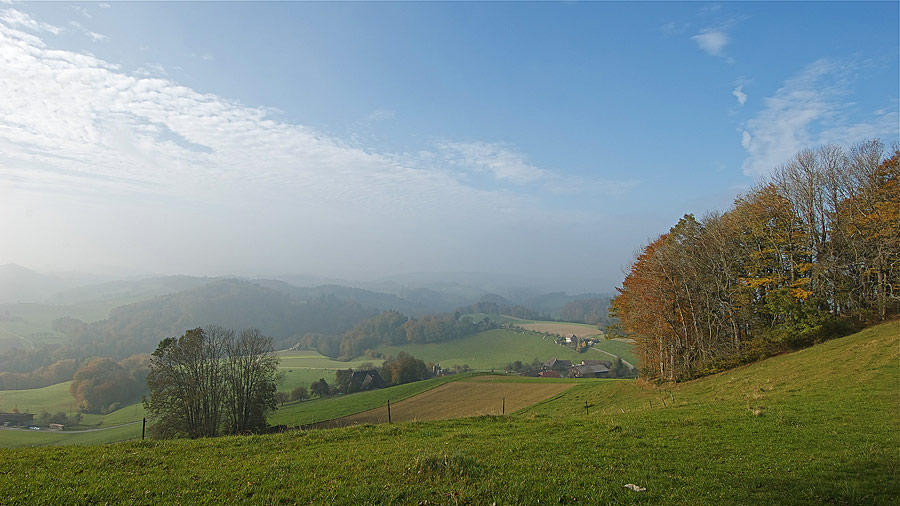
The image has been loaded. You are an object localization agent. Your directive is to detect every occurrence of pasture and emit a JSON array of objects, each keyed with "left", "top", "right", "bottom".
[
  {"left": 375, "top": 328, "right": 589, "bottom": 370},
  {"left": 590, "top": 338, "right": 637, "bottom": 367}
]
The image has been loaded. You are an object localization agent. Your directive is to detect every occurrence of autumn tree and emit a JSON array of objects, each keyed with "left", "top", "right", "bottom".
[{"left": 613, "top": 140, "right": 898, "bottom": 381}]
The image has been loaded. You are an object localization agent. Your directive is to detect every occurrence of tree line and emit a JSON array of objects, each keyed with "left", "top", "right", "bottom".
[
  {"left": 558, "top": 298, "right": 612, "bottom": 327},
  {"left": 612, "top": 140, "right": 899, "bottom": 381},
  {"left": 338, "top": 311, "right": 497, "bottom": 359}
]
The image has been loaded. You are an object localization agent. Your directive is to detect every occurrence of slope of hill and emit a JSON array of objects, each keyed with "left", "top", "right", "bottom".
[
  {"left": 57, "top": 279, "right": 377, "bottom": 358},
  {"left": 374, "top": 328, "right": 590, "bottom": 370},
  {"left": 0, "top": 322, "right": 895, "bottom": 504}
]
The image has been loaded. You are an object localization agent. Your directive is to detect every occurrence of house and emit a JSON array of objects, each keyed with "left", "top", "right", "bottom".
[
  {"left": 580, "top": 359, "right": 611, "bottom": 368},
  {"left": 568, "top": 363, "right": 610, "bottom": 378},
  {"left": 538, "top": 371, "right": 562, "bottom": 378},
  {"left": 542, "top": 358, "right": 573, "bottom": 372},
  {"left": 350, "top": 369, "right": 386, "bottom": 392},
  {"left": 0, "top": 412, "right": 34, "bottom": 426}
]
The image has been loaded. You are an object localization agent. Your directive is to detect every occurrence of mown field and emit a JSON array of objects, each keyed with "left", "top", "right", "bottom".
[
  {"left": 375, "top": 328, "right": 590, "bottom": 370},
  {"left": 0, "top": 321, "right": 895, "bottom": 505},
  {"left": 330, "top": 376, "right": 575, "bottom": 426},
  {"left": 519, "top": 321, "right": 603, "bottom": 338}
]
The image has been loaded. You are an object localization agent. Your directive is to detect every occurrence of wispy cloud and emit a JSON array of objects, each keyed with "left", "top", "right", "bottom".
[
  {"left": 732, "top": 85, "right": 747, "bottom": 106},
  {"left": 691, "top": 28, "right": 728, "bottom": 57},
  {"left": 439, "top": 141, "right": 547, "bottom": 184},
  {"left": 740, "top": 58, "right": 899, "bottom": 177},
  {"left": 1, "top": 8, "right": 60, "bottom": 34},
  {"left": 0, "top": 15, "right": 527, "bottom": 225}
]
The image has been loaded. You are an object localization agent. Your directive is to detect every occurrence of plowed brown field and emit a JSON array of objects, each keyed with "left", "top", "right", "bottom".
[{"left": 313, "top": 379, "right": 573, "bottom": 428}]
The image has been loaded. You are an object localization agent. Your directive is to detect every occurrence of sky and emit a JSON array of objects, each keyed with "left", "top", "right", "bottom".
[{"left": 0, "top": 1, "right": 897, "bottom": 293}]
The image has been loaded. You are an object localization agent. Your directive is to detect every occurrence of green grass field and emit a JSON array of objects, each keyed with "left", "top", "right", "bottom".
[
  {"left": 590, "top": 338, "right": 637, "bottom": 366},
  {"left": 1, "top": 321, "right": 895, "bottom": 505},
  {"left": 275, "top": 350, "right": 385, "bottom": 394},
  {"left": 375, "top": 328, "right": 592, "bottom": 371}
]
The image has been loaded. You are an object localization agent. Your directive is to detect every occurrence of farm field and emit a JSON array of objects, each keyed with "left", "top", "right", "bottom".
[
  {"left": 0, "top": 322, "right": 895, "bottom": 505},
  {"left": 375, "top": 328, "right": 589, "bottom": 370},
  {"left": 325, "top": 376, "right": 575, "bottom": 427},
  {"left": 269, "top": 374, "right": 464, "bottom": 427},
  {"left": 518, "top": 321, "right": 602, "bottom": 338}
]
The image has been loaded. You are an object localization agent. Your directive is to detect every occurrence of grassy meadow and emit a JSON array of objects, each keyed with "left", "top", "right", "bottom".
[
  {"left": 375, "top": 328, "right": 591, "bottom": 371},
  {"left": 0, "top": 322, "right": 900, "bottom": 505},
  {"left": 0, "top": 321, "right": 895, "bottom": 504}
]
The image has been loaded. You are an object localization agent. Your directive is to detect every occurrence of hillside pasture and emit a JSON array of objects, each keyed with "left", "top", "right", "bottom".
[
  {"left": 276, "top": 350, "right": 382, "bottom": 370},
  {"left": 323, "top": 376, "right": 575, "bottom": 427},
  {"left": 375, "top": 329, "right": 588, "bottom": 370},
  {"left": 590, "top": 338, "right": 637, "bottom": 367},
  {"left": 518, "top": 321, "right": 603, "bottom": 338}
]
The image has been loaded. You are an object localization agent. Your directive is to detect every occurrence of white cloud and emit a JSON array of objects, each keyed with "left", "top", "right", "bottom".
[
  {"left": 1, "top": 8, "right": 60, "bottom": 34},
  {"left": 691, "top": 28, "right": 728, "bottom": 57},
  {"left": 740, "top": 59, "right": 899, "bottom": 177},
  {"left": 439, "top": 141, "right": 548, "bottom": 184},
  {"left": 98, "top": 3, "right": 111, "bottom": 8},
  {"left": 86, "top": 31, "right": 105, "bottom": 42},
  {"left": 732, "top": 85, "right": 747, "bottom": 106}
]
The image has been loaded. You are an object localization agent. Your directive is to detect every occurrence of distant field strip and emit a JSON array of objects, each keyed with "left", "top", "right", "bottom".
[
  {"left": 317, "top": 378, "right": 573, "bottom": 427},
  {"left": 519, "top": 322, "right": 602, "bottom": 338}
]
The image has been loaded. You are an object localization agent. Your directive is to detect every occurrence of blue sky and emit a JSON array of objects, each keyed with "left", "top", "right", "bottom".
[{"left": 1, "top": 1, "right": 897, "bottom": 293}]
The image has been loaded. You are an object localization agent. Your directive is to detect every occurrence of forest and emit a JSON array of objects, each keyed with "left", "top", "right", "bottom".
[
  {"left": 337, "top": 311, "right": 498, "bottom": 359},
  {"left": 612, "top": 140, "right": 899, "bottom": 381}
]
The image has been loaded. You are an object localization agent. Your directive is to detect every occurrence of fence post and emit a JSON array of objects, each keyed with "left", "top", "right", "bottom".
[
  {"left": 142, "top": 418, "right": 146, "bottom": 440},
  {"left": 387, "top": 399, "right": 392, "bottom": 424},
  {"left": 502, "top": 397, "right": 505, "bottom": 415}
]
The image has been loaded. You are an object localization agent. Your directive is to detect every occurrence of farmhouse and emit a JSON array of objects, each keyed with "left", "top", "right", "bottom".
[
  {"left": 0, "top": 412, "right": 34, "bottom": 426},
  {"left": 568, "top": 364, "right": 610, "bottom": 378},
  {"left": 538, "top": 371, "right": 561, "bottom": 378},
  {"left": 350, "top": 369, "right": 386, "bottom": 392},
  {"left": 542, "top": 358, "right": 572, "bottom": 372},
  {"left": 580, "top": 359, "right": 611, "bottom": 368}
]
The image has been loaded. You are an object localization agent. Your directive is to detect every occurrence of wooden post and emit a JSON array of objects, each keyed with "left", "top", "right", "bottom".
[
  {"left": 649, "top": 399, "right": 652, "bottom": 408},
  {"left": 387, "top": 399, "right": 392, "bottom": 424},
  {"left": 670, "top": 392, "right": 675, "bottom": 402},
  {"left": 142, "top": 418, "right": 146, "bottom": 440},
  {"left": 502, "top": 397, "right": 505, "bottom": 415}
]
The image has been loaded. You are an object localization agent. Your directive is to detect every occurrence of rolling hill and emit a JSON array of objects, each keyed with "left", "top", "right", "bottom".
[{"left": 0, "top": 321, "right": 895, "bottom": 504}]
